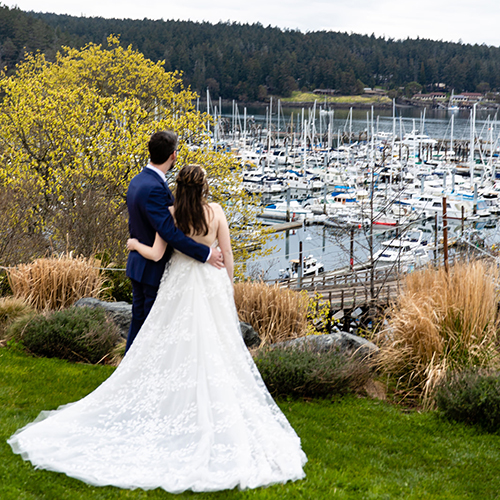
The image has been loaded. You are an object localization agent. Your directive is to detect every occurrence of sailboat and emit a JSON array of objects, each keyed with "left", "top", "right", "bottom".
[{"left": 448, "top": 90, "right": 459, "bottom": 111}]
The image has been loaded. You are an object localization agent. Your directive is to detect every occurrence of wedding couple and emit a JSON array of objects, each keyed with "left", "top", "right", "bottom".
[{"left": 8, "top": 131, "right": 307, "bottom": 493}]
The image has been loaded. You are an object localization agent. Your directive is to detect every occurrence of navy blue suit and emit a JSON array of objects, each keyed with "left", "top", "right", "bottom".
[{"left": 125, "top": 167, "right": 210, "bottom": 351}]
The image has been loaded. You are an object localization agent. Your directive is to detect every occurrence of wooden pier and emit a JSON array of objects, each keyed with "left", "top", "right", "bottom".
[
  {"left": 267, "top": 265, "right": 400, "bottom": 310},
  {"left": 266, "top": 249, "right": 480, "bottom": 315},
  {"left": 267, "top": 221, "right": 303, "bottom": 232}
]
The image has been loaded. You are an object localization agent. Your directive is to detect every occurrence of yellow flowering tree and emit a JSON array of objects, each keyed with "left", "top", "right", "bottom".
[{"left": 0, "top": 36, "right": 270, "bottom": 273}]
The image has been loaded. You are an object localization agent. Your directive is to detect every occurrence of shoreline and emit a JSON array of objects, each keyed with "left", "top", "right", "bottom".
[
  {"left": 207, "top": 97, "right": 500, "bottom": 111},
  {"left": 276, "top": 100, "right": 393, "bottom": 110},
  {"left": 216, "top": 98, "right": 393, "bottom": 110}
]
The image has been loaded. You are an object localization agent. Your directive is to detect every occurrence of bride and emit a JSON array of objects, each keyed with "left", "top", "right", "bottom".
[{"left": 8, "top": 164, "right": 307, "bottom": 493}]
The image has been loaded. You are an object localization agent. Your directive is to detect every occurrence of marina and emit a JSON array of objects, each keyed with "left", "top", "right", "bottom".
[{"left": 204, "top": 98, "right": 500, "bottom": 281}]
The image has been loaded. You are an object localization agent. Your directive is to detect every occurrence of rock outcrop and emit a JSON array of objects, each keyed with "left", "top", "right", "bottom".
[{"left": 274, "top": 329, "right": 378, "bottom": 356}]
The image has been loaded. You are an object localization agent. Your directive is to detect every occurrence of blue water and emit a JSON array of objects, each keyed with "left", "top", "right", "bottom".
[{"left": 244, "top": 218, "right": 500, "bottom": 280}]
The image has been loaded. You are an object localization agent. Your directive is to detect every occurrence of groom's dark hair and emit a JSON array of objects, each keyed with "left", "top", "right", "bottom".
[{"left": 148, "top": 131, "right": 177, "bottom": 165}]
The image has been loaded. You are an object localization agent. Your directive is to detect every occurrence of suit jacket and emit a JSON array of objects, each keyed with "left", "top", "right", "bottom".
[{"left": 126, "top": 167, "right": 210, "bottom": 287}]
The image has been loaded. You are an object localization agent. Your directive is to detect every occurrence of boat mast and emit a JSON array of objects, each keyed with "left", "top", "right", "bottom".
[
  {"left": 302, "top": 107, "right": 306, "bottom": 171},
  {"left": 232, "top": 99, "right": 235, "bottom": 141},
  {"left": 349, "top": 107, "right": 352, "bottom": 145},
  {"left": 391, "top": 99, "right": 396, "bottom": 181},
  {"left": 470, "top": 103, "right": 477, "bottom": 187},
  {"left": 450, "top": 113, "right": 454, "bottom": 161},
  {"left": 206, "top": 87, "right": 211, "bottom": 140},
  {"left": 268, "top": 97, "right": 272, "bottom": 168},
  {"left": 277, "top": 99, "right": 281, "bottom": 148},
  {"left": 243, "top": 107, "right": 247, "bottom": 146}
]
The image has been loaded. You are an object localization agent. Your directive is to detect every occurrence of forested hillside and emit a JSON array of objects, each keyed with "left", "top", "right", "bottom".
[
  {"left": 2, "top": 4, "right": 500, "bottom": 101},
  {"left": 0, "top": 5, "right": 74, "bottom": 69}
]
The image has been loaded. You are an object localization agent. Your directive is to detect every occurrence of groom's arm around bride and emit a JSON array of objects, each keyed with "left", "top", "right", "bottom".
[{"left": 125, "top": 131, "right": 224, "bottom": 352}]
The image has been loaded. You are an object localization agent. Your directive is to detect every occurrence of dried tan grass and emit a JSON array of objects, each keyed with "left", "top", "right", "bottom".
[
  {"left": 108, "top": 339, "right": 127, "bottom": 366},
  {"left": 234, "top": 281, "right": 309, "bottom": 345},
  {"left": 376, "top": 260, "right": 500, "bottom": 406},
  {"left": 0, "top": 296, "right": 34, "bottom": 340},
  {"left": 7, "top": 254, "right": 105, "bottom": 311}
]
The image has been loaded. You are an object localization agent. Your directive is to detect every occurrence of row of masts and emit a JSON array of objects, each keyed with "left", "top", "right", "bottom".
[{"left": 196, "top": 92, "right": 500, "bottom": 177}]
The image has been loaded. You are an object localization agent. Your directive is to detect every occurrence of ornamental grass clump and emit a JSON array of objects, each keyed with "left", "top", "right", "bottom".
[
  {"left": 376, "top": 261, "right": 500, "bottom": 406},
  {"left": 234, "top": 281, "right": 309, "bottom": 345},
  {"left": 7, "top": 253, "right": 105, "bottom": 311},
  {"left": 5, "top": 306, "right": 121, "bottom": 364},
  {"left": 0, "top": 296, "right": 34, "bottom": 341}
]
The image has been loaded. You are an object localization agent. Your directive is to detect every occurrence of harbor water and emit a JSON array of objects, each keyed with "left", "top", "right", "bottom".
[
  {"left": 211, "top": 102, "right": 500, "bottom": 279},
  {"left": 247, "top": 217, "right": 500, "bottom": 281},
  {"left": 219, "top": 104, "right": 500, "bottom": 144}
]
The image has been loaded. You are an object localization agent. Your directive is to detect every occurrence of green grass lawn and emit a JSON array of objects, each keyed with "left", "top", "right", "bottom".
[{"left": 1, "top": 348, "right": 500, "bottom": 500}]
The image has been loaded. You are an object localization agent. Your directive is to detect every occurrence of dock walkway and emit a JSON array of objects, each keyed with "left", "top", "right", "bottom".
[{"left": 267, "top": 265, "right": 400, "bottom": 310}]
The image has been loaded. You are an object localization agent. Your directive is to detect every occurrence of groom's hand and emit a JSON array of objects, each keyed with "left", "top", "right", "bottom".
[{"left": 207, "top": 248, "right": 224, "bottom": 269}]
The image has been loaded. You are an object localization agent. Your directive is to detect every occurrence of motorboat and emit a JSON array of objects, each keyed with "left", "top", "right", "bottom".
[
  {"left": 373, "top": 230, "right": 431, "bottom": 269},
  {"left": 279, "top": 255, "right": 325, "bottom": 279},
  {"left": 259, "top": 200, "right": 313, "bottom": 221}
]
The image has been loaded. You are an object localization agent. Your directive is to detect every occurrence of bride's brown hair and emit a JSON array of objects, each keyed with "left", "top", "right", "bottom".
[{"left": 174, "top": 165, "right": 210, "bottom": 236}]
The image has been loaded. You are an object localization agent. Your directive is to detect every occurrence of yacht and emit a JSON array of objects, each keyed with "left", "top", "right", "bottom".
[
  {"left": 260, "top": 200, "right": 313, "bottom": 221},
  {"left": 279, "top": 255, "right": 325, "bottom": 279},
  {"left": 373, "top": 230, "right": 431, "bottom": 269}
]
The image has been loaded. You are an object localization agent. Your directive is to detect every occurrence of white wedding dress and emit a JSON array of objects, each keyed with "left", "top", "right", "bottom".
[{"left": 8, "top": 249, "right": 307, "bottom": 493}]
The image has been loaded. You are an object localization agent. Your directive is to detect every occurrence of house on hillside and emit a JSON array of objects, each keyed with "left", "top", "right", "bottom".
[
  {"left": 413, "top": 92, "right": 447, "bottom": 102},
  {"left": 313, "top": 89, "right": 337, "bottom": 96},
  {"left": 451, "top": 92, "right": 483, "bottom": 105},
  {"left": 362, "top": 88, "right": 387, "bottom": 97}
]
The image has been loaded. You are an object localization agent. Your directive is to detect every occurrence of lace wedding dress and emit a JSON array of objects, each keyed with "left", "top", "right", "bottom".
[{"left": 8, "top": 250, "right": 307, "bottom": 493}]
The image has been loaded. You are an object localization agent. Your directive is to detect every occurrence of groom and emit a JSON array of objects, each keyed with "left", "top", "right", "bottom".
[{"left": 125, "top": 131, "right": 224, "bottom": 352}]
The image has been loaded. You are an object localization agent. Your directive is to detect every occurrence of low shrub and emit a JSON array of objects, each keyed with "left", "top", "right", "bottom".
[
  {"left": 435, "top": 369, "right": 500, "bottom": 433},
  {"left": 0, "top": 297, "right": 34, "bottom": 340},
  {"left": 6, "top": 306, "right": 121, "bottom": 364},
  {"left": 253, "top": 346, "right": 371, "bottom": 399}
]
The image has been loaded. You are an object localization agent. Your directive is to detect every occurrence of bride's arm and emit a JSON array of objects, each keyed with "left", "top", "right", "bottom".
[
  {"left": 214, "top": 204, "right": 234, "bottom": 281},
  {"left": 127, "top": 233, "right": 167, "bottom": 262}
]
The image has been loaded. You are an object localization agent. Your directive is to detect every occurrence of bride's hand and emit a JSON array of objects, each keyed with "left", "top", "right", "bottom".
[{"left": 127, "top": 238, "right": 139, "bottom": 251}]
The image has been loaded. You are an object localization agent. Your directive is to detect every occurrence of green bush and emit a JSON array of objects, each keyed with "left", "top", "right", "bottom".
[
  {"left": 253, "top": 346, "right": 371, "bottom": 399},
  {"left": 0, "top": 271, "right": 12, "bottom": 297},
  {"left": 100, "top": 269, "right": 132, "bottom": 303},
  {"left": 6, "top": 306, "right": 121, "bottom": 364},
  {"left": 435, "top": 369, "right": 500, "bottom": 433}
]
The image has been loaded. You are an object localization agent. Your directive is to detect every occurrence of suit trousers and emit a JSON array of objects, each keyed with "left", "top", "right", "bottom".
[{"left": 125, "top": 278, "right": 159, "bottom": 353}]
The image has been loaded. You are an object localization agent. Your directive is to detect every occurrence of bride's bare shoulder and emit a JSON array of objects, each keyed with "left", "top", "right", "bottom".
[{"left": 208, "top": 202, "right": 224, "bottom": 216}]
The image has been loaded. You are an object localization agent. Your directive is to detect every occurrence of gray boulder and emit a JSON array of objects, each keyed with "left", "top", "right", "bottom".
[
  {"left": 73, "top": 298, "right": 262, "bottom": 348},
  {"left": 239, "top": 321, "right": 261, "bottom": 348},
  {"left": 274, "top": 331, "right": 378, "bottom": 356}
]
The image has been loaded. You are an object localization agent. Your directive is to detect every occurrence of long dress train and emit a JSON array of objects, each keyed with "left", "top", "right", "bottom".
[{"left": 8, "top": 249, "right": 307, "bottom": 493}]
